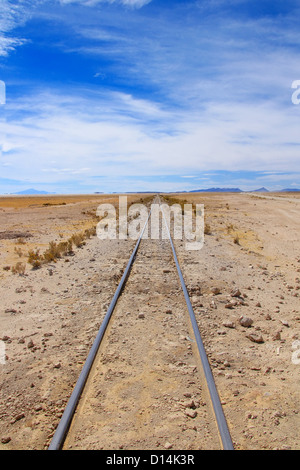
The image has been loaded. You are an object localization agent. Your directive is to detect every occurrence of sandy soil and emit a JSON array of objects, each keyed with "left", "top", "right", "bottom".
[{"left": 0, "top": 192, "right": 299, "bottom": 450}]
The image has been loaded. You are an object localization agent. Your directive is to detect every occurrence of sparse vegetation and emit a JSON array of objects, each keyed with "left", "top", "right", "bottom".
[
  {"left": 43, "top": 241, "right": 65, "bottom": 262},
  {"left": 42, "top": 202, "right": 66, "bottom": 206},
  {"left": 11, "top": 262, "right": 26, "bottom": 275},
  {"left": 204, "top": 223, "right": 211, "bottom": 235},
  {"left": 28, "top": 249, "right": 42, "bottom": 269},
  {"left": 27, "top": 226, "right": 97, "bottom": 268},
  {"left": 70, "top": 232, "right": 85, "bottom": 248},
  {"left": 14, "top": 246, "right": 24, "bottom": 258},
  {"left": 233, "top": 234, "right": 240, "bottom": 245},
  {"left": 227, "top": 223, "right": 235, "bottom": 232}
]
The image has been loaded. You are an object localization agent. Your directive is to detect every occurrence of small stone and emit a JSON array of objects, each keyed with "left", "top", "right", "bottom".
[
  {"left": 27, "top": 339, "right": 34, "bottom": 349},
  {"left": 138, "top": 313, "right": 145, "bottom": 319},
  {"left": 185, "top": 409, "right": 197, "bottom": 418},
  {"left": 166, "top": 309, "right": 173, "bottom": 314},
  {"left": 231, "top": 288, "right": 241, "bottom": 298},
  {"left": 164, "top": 442, "right": 173, "bottom": 449},
  {"left": 281, "top": 320, "right": 289, "bottom": 327},
  {"left": 1, "top": 437, "right": 11, "bottom": 444},
  {"left": 225, "top": 303, "right": 234, "bottom": 309},
  {"left": 13, "top": 413, "right": 25, "bottom": 423},
  {"left": 182, "top": 399, "right": 195, "bottom": 409},
  {"left": 217, "top": 329, "right": 226, "bottom": 335},
  {"left": 246, "top": 333, "right": 264, "bottom": 343},
  {"left": 211, "top": 287, "right": 220, "bottom": 295},
  {"left": 5, "top": 309, "right": 17, "bottom": 314},
  {"left": 1, "top": 336, "right": 10, "bottom": 342},
  {"left": 239, "top": 316, "right": 253, "bottom": 328},
  {"left": 273, "top": 410, "right": 286, "bottom": 418},
  {"left": 223, "top": 321, "right": 235, "bottom": 328},
  {"left": 273, "top": 331, "right": 281, "bottom": 341}
]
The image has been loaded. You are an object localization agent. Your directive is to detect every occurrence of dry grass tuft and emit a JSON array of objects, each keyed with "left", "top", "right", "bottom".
[{"left": 11, "top": 262, "right": 26, "bottom": 275}]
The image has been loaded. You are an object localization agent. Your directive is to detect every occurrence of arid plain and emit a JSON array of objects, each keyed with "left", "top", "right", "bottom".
[{"left": 0, "top": 192, "right": 299, "bottom": 450}]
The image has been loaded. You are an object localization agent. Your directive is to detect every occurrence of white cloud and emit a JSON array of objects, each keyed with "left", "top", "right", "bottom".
[
  {"left": 2, "top": 85, "right": 300, "bottom": 191},
  {"left": 0, "top": 0, "right": 30, "bottom": 55},
  {"left": 58, "top": 0, "right": 152, "bottom": 8},
  {"left": 0, "top": 0, "right": 151, "bottom": 57},
  {"left": 0, "top": 36, "right": 27, "bottom": 56}
]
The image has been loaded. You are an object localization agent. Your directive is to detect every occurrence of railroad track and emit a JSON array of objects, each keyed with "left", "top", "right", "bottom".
[{"left": 48, "top": 196, "right": 234, "bottom": 451}]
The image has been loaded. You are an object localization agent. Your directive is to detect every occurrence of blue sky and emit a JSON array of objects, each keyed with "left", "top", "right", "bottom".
[{"left": 0, "top": 0, "right": 300, "bottom": 194}]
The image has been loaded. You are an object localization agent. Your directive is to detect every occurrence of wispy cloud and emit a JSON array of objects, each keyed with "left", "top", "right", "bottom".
[
  {"left": 58, "top": 0, "right": 152, "bottom": 8},
  {"left": 0, "top": 0, "right": 30, "bottom": 56},
  {"left": 1, "top": 0, "right": 300, "bottom": 193},
  {"left": 0, "top": 0, "right": 151, "bottom": 56},
  {"left": 1, "top": 85, "right": 299, "bottom": 188}
]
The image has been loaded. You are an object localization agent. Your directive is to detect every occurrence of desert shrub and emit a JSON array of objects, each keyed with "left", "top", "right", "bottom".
[
  {"left": 43, "top": 241, "right": 60, "bottom": 262},
  {"left": 84, "top": 227, "right": 96, "bottom": 239},
  {"left": 71, "top": 232, "right": 85, "bottom": 248},
  {"left": 67, "top": 239, "right": 73, "bottom": 253},
  {"left": 57, "top": 241, "right": 69, "bottom": 256},
  {"left": 27, "top": 225, "right": 97, "bottom": 268},
  {"left": 14, "top": 247, "right": 23, "bottom": 257},
  {"left": 28, "top": 249, "right": 42, "bottom": 269},
  {"left": 43, "top": 240, "right": 73, "bottom": 262},
  {"left": 12, "top": 262, "right": 26, "bottom": 275},
  {"left": 204, "top": 223, "right": 211, "bottom": 235},
  {"left": 233, "top": 234, "right": 240, "bottom": 245}
]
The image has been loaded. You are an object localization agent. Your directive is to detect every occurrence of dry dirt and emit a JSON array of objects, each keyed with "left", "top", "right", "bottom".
[{"left": 0, "top": 192, "right": 299, "bottom": 450}]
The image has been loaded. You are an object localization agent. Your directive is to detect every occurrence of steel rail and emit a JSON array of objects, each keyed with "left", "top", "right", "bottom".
[
  {"left": 160, "top": 201, "right": 234, "bottom": 451},
  {"left": 48, "top": 209, "right": 151, "bottom": 450}
]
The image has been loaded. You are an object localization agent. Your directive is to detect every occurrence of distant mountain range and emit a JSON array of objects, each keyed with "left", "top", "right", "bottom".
[
  {"left": 189, "top": 187, "right": 243, "bottom": 193},
  {"left": 11, "top": 189, "right": 55, "bottom": 195},
  {"left": 180, "top": 187, "right": 300, "bottom": 193},
  {"left": 279, "top": 188, "right": 300, "bottom": 192},
  {"left": 9, "top": 187, "right": 300, "bottom": 195}
]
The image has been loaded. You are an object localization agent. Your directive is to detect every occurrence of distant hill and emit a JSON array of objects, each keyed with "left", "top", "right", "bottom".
[
  {"left": 280, "top": 188, "right": 300, "bottom": 192},
  {"left": 12, "top": 189, "right": 55, "bottom": 195},
  {"left": 250, "top": 187, "right": 269, "bottom": 192},
  {"left": 189, "top": 187, "right": 243, "bottom": 193}
]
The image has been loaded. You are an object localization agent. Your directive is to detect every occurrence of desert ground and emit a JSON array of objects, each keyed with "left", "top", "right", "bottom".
[{"left": 0, "top": 192, "right": 299, "bottom": 450}]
